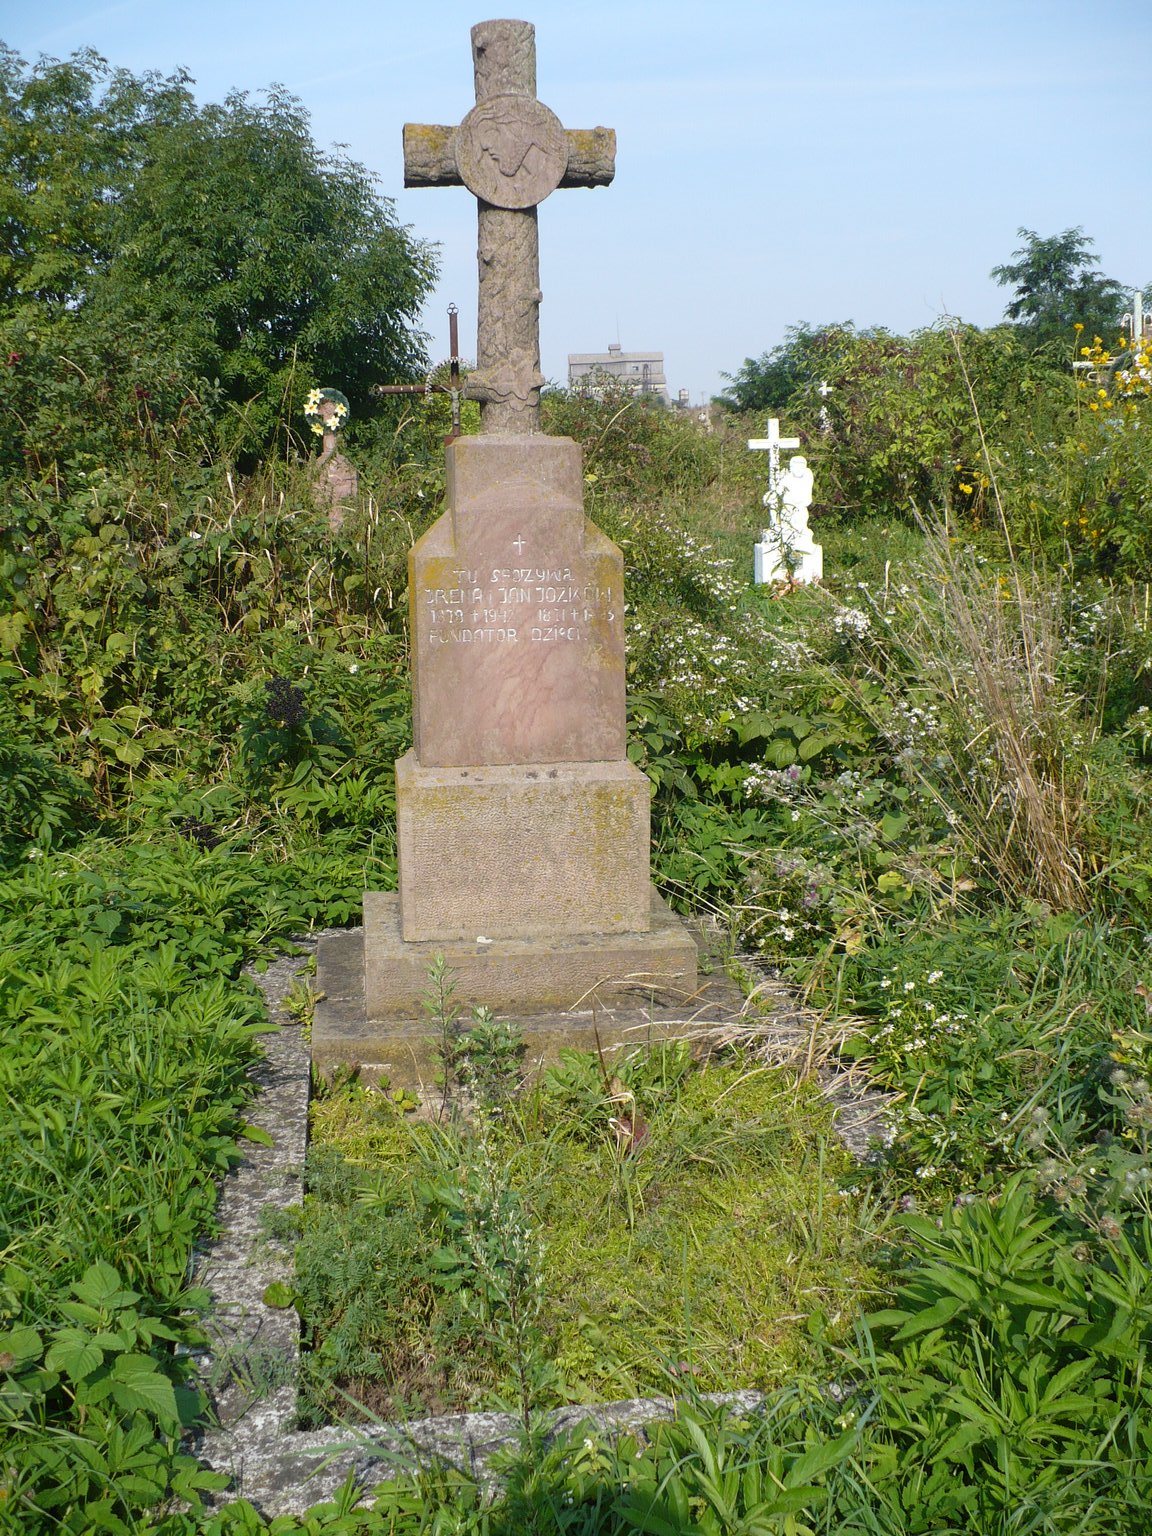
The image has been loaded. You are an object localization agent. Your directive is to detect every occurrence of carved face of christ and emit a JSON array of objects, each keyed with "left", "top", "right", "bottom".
[{"left": 476, "top": 113, "right": 541, "bottom": 179}]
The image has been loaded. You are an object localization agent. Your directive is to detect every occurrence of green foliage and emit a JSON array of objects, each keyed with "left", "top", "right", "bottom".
[
  {"left": 0, "top": 920, "right": 266, "bottom": 1528},
  {"left": 90, "top": 86, "right": 436, "bottom": 455},
  {"left": 0, "top": 45, "right": 437, "bottom": 477},
  {"left": 0, "top": 732, "right": 94, "bottom": 865},
  {"left": 0, "top": 1262, "right": 226, "bottom": 1528},
  {"left": 543, "top": 385, "right": 723, "bottom": 508},
  {"left": 714, "top": 320, "right": 855, "bottom": 413},
  {"left": 0, "top": 45, "right": 194, "bottom": 310},
  {"left": 235, "top": 675, "right": 350, "bottom": 793},
  {"left": 0, "top": 461, "right": 419, "bottom": 803},
  {"left": 991, "top": 226, "right": 1131, "bottom": 352},
  {"left": 854, "top": 1175, "right": 1152, "bottom": 1530}
]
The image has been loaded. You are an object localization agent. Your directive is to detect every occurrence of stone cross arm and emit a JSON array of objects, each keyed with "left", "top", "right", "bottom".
[{"left": 403, "top": 122, "right": 616, "bottom": 191}]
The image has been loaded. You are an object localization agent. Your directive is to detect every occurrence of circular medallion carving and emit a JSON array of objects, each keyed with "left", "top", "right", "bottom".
[{"left": 457, "top": 95, "right": 569, "bottom": 209}]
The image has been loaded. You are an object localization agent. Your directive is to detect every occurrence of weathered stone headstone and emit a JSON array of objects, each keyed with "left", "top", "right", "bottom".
[
  {"left": 305, "top": 387, "right": 359, "bottom": 531},
  {"left": 315, "top": 19, "right": 699, "bottom": 1048}
]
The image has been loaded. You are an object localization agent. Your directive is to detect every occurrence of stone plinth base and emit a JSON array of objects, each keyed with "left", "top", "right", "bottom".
[
  {"left": 396, "top": 751, "right": 651, "bottom": 941},
  {"left": 312, "top": 892, "right": 729, "bottom": 1089},
  {"left": 363, "top": 886, "right": 697, "bottom": 1020},
  {"left": 754, "top": 536, "right": 823, "bottom": 585}
]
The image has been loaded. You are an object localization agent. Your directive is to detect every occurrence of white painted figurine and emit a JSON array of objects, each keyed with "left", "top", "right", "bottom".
[{"left": 754, "top": 454, "right": 823, "bottom": 585}]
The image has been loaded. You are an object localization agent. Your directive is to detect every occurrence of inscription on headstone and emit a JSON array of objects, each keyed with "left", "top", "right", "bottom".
[{"left": 408, "top": 437, "right": 626, "bottom": 767}]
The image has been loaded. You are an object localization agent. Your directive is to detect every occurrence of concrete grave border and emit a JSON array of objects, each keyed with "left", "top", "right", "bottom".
[{"left": 189, "top": 932, "right": 888, "bottom": 1517}]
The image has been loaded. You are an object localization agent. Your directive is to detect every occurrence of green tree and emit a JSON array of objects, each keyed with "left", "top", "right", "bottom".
[
  {"left": 714, "top": 322, "right": 855, "bottom": 413},
  {"left": 0, "top": 47, "right": 437, "bottom": 476},
  {"left": 90, "top": 87, "right": 437, "bottom": 447},
  {"left": 991, "top": 226, "right": 1128, "bottom": 350},
  {"left": 0, "top": 45, "right": 195, "bottom": 311}
]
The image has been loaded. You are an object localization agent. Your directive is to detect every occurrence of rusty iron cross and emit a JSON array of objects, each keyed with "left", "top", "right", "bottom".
[{"left": 403, "top": 19, "right": 615, "bottom": 435}]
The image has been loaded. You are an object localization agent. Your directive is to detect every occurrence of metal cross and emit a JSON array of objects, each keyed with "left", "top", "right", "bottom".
[
  {"left": 403, "top": 19, "right": 615, "bottom": 435},
  {"left": 748, "top": 417, "right": 801, "bottom": 501},
  {"left": 374, "top": 303, "right": 464, "bottom": 445}
]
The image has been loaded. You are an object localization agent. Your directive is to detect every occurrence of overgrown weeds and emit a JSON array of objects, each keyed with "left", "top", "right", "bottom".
[{"left": 298, "top": 1044, "right": 875, "bottom": 1425}]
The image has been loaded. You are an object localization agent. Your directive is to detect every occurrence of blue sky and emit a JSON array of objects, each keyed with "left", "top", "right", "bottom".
[{"left": 6, "top": 0, "right": 1151, "bottom": 403}]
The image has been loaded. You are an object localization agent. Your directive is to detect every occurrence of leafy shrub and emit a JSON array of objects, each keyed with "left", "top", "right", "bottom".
[{"left": 854, "top": 1176, "right": 1152, "bottom": 1531}]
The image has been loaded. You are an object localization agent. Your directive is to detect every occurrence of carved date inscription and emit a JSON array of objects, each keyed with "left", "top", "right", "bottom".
[{"left": 424, "top": 566, "right": 618, "bottom": 646}]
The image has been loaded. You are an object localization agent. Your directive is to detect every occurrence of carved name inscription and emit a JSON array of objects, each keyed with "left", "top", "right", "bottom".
[{"left": 423, "top": 565, "right": 618, "bottom": 646}]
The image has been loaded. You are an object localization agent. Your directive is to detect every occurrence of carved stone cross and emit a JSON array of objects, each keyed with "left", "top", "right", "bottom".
[{"left": 403, "top": 19, "right": 615, "bottom": 435}]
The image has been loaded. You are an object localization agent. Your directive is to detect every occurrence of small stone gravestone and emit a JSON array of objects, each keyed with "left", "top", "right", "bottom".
[{"left": 305, "top": 387, "right": 358, "bottom": 531}]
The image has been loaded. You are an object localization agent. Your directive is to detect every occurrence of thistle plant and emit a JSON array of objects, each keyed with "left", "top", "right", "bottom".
[
  {"left": 424, "top": 1129, "right": 557, "bottom": 1439},
  {"left": 422, "top": 953, "right": 462, "bottom": 1122}
]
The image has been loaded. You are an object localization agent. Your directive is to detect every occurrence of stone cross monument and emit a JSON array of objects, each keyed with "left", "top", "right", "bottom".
[
  {"left": 403, "top": 18, "right": 615, "bottom": 435},
  {"left": 313, "top": 20, "right": 699, "bottom": 1067}
]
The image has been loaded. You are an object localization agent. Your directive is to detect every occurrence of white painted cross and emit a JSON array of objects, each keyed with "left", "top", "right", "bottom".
[
  {"left": 1126, "top": 289, "right": 1146, "bottom": 346},
  {"left": 748, "top": 417, "right": 800, "bottom": 504},
  {"left": 817, "top": 380, "right": 833, "bottom": 433}
]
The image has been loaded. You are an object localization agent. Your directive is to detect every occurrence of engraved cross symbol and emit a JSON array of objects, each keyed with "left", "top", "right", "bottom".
[
  {"left": 404, "top": 19, "right": 615, "bottom": 436},
  {"left": 512, "top": 535, "right": 527, "bottom": 554}
]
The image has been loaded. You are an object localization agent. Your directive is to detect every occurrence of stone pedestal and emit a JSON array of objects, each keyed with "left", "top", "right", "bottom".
[
  {"left": 312, "top": 905, "right": 731, "bottom": 1088},
  {"left": 316, "top": 445, "right": 358, "bottom": 533},
  {"left": 754, "top": 532, "right": 823, "bottom": 586},
  {"left": 396, "top": 753, "right": 651, "bottom": 941},
  {"left": 344, "top": 432, "right": 697, "bottom": 1043},
  {"left": 363, "top": 887, "right": 699, "bottom": 1020}
]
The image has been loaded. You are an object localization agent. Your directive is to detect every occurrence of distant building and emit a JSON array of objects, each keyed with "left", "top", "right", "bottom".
[{"left": 567, "top": 342, "right": 670, "bottom": 405}]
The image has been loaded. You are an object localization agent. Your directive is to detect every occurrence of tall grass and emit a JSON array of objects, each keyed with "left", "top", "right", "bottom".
[{"left": 905, "top": 530, "right": 1092, "bottom": 912}]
